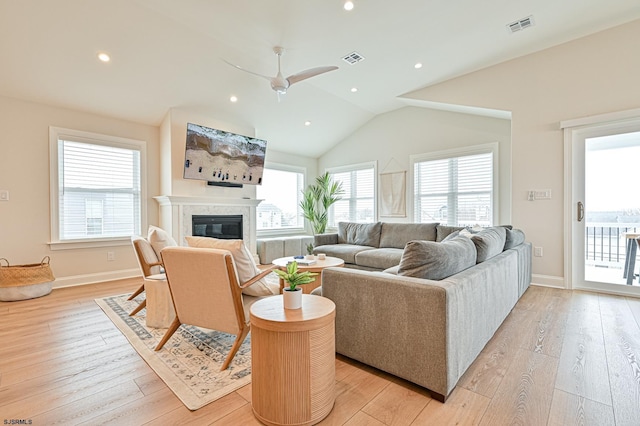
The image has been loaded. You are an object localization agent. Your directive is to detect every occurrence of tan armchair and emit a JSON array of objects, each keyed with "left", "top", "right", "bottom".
[
  {"left": 130, "top": 236, "right": 174, "bottom": 328},
  {"left": 155, "top": 246, "right": 276, "bottom": 371}
]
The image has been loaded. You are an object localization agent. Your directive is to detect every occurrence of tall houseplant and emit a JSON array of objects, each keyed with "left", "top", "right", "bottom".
[{"left": 300, "top": 172, "right": 344, "bottom": 234}]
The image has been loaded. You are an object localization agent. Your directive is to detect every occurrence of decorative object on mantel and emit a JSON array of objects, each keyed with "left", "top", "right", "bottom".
[
  {"left": 95, "top": 293, "right": 252, "bottom": 410},
  {"left": 300, "top": 172, "right": 344, "bottom": 234},
  {"left": 273, "top": 261, "right": 318, "bottom": 309},
  {"left": 0, "top": 256, "right": 55, "bottom": 301},
  {"left": 380, "top": 157, "right": 407, "bottom": 217}
]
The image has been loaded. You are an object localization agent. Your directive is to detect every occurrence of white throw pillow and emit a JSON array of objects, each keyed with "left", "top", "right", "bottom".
[
  {"left": 147, "top": 226, "right": 178, "bottom": 259},
  {"left": 185, "top": 236, "right": 278, "bottom": 297}
]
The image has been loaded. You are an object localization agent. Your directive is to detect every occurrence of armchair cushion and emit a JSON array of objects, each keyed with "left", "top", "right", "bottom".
[
  {"left": 185, "top": 236, "right": 279, "bottom": 297},
  {"left": 148, "top": 225, "right": 177, "bottom": 259}
]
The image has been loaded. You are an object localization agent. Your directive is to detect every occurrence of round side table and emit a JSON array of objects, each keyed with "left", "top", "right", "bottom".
[
  {"left": 272, "top": 256, "right": 344, "bottom": 294},
  {"left": 250, "top": 295, "right": 336, "bottom": 426}
]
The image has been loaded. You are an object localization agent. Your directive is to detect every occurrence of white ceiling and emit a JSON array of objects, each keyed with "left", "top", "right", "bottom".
[{"left": 1, "top": 0, "right": 640, "bottom": 157}]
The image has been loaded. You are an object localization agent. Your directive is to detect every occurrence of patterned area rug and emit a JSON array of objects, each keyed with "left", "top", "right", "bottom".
[{"left": 95, "top": 293, "right": 251, "bottom": 410}]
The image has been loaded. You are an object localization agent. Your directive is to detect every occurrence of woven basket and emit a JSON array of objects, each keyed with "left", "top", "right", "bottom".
[{"left": 0, "top": 257, "right": 55, "bottom": 288}]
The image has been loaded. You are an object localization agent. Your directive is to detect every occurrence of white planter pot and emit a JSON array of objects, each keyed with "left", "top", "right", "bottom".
[
  {"left": 305, "top": 254, "right": 315, "bottom": 260},
  {"left": 283, "top": 288, "right": 303, "bottom": 309}
]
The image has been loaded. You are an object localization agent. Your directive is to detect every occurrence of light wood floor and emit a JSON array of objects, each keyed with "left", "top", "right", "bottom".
[{"left": 1, "top": 279, "right": 639, "bottom": 425}]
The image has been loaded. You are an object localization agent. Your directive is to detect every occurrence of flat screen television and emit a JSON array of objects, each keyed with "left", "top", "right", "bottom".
[{"left": 183, "top": 122, "right": 267, "bottom": 187}]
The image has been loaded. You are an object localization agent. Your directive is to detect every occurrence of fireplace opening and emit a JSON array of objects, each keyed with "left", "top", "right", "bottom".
[{"left": 192, "top": 215, "right": 243, "bottom": 240}]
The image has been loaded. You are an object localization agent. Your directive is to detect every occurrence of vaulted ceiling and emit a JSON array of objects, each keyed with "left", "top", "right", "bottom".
[{"left": 1, "top": 0, "right": 639, "bottom": 157}]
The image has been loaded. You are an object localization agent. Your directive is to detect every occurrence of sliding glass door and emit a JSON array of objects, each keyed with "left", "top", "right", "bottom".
[{"left": 568, "top": 118, "right": 640, "bottom": 295}]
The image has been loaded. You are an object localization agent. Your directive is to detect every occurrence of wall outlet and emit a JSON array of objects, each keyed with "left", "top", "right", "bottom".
[
  {"left": 534, "top": 247, "right": 543, "bottom": 257},
  {"left": 0, "top": 190, "right": 8, "bottom": 201},
  {"left": 107, "top": 251, "right": 115, "bottom": 261}
]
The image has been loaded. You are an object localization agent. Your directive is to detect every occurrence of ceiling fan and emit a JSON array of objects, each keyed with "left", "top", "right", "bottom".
[{"left": 224, "top": 46, "right": 338, "bottom": 100}]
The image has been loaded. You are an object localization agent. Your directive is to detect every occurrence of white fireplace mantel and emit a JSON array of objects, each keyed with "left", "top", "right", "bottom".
[{"left": 154, "top": 195, "right": 262, "bottom": 257}]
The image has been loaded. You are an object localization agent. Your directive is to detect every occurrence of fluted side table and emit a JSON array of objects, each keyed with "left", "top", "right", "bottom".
[{"left": 250, "top": 295, "right": 336, "bottom": 426}]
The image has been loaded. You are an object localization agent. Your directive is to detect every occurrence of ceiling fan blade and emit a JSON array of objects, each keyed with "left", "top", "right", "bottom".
[
  {"left": 286, "top": 66, "right": 338, "bottom": 86},
  {"left": 222, "top": 59, "right": 272, "bottom": 81}
]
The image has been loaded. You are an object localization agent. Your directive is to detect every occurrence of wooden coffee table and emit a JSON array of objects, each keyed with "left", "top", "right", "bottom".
[
  {"left": 250, "top": 295, "right": 336, "bottom": 426},
  {"left": 272, "top": 256, "right": 344, "bottom": 294}
]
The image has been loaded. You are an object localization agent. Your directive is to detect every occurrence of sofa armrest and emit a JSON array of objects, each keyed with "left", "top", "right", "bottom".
[{"left": 314, "top": 233, "right": 338, "bottom": 246}]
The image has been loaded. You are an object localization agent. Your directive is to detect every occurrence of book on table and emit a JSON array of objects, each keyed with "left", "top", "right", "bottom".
[{"left": 289, "top": 258, "right": 316, "bottom": 266}]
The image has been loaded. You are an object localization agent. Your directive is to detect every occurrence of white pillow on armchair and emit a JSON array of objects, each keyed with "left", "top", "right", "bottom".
[{"left": 184, "top": 236, "right": 279, "bottom": 297}]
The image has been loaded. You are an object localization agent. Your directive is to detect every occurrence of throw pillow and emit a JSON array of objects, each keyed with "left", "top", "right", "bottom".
[
  {"left": 337, "top": 222, "right": 382, "bottom": 247},
  {"left": 185, "top": 236, "right": 278, "bottom": 297},
  {"left": 470, "top": 227, "right": 507, "bottom": 263},
  {"left": 398, "top": 236, "right": 477, "bottom": 280},
  {"left": 504, "top": 228, "right": 526, "bottom": 250},
  {"left": 147, "top": 225, "right": 178, "bottom": 259}
]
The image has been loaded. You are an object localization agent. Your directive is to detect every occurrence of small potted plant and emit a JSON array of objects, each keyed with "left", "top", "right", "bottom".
[
  {"left": 305, "top": 243, "right": 315, "bottom": 260},
  {"left": 274, "top": 261, "right": 318, "bottom": 309}
]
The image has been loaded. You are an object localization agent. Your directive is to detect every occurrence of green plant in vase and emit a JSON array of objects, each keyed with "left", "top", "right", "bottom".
[
  {"left": 274, "top": 261, "right": 318, "bottom": 292},
  {"left": 300, "top": 172, "right": 343, "bottom": 235},
  {"left": 306, "top": 243, "right": 314, "bottom": 255}
]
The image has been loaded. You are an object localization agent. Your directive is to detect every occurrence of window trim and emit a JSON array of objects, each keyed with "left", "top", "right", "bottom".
[
  {"left": 256, "top": 162, "right": 307, "bottom": 237},
  {"left": 326, "top": 160, "right": 378, "bottom": 228},
  {"left": 48, "top": 126, "right": 147, "bottom": 250},
  {"left": 409, "top": 143, "right": 499, "bottom": 225}
]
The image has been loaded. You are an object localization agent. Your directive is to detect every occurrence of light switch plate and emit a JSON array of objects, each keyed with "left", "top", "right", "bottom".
[{"left": 0, "top": 190, "right": 8, "bottom": 201}]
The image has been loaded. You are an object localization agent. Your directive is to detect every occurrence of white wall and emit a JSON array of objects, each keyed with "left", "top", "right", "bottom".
[
  {"left": 318, "top": 106, "right": 512, "bottom": 224},
  {"left": 404, "top": 19, "right": 640, "bottom": 286},
  {"left": 0, "top": 96, "right": 160, "bottom": 285}
]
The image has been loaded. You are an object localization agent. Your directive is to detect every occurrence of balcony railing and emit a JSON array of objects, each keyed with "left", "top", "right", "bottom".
[{"left": 585, "top": 223, "right": 639, "bottom": 268}]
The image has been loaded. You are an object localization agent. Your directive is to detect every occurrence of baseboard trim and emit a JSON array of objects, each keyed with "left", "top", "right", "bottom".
[
  {"left": 531, "top": 274, "right": 565, "bottom": 289},
  {"left": 53, "top": 268, "right": 140, "bottom": 289}
]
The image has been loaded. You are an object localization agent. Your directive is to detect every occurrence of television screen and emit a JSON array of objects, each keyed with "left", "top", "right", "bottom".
[{"left": 184, "top": 123, "right": 267, "bottom": 186}]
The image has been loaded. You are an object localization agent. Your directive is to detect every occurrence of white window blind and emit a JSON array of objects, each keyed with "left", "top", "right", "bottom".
[
  {"left": 50, "top": 127, "right": 145, "bottom": 245},
  {"left": 256, "top": 166, "right": 305, "bottom": 231},
  {"left": 414, "top": 152, "right": 493, "bottom": 226},
  {"left": 329, "top": 163, "right": 376, "bottom": 226}
]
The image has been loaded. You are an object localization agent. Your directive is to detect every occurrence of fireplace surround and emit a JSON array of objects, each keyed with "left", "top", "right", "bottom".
[{"left": 153, "top": 196, "right": 261, "bottom": 260}]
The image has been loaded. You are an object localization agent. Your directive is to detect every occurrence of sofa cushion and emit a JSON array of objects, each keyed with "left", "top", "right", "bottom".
[
  {"left": 184, "top": 236, "right": 279, "bottom": 297},
  {"left": 354, "top": 248, "right": 404, "bottom": 270},
  {"left": 397, "top": 236, "right": 477, "bottom": 280},
  {"left": 338, "top": 222, "right": 382, "bottom": 247},
  {"left": 504, "top": 228, "right": 526, "bottom": 250},
  {"left": 313, "top": 244, "right": 375, "bottom": 264},
  {"left": 435, "top": 225, "right": 467, "bottom": 242},
  {"left": 379, "top": 222, "right": 438, "bottom": 249},
  {"left": 470, "top": 227, "right": 507, "bottom": 263}
]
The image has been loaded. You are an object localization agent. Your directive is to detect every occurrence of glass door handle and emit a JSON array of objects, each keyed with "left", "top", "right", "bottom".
[{"left": 577, "top": 201, "right": 584, "bottom": 222}]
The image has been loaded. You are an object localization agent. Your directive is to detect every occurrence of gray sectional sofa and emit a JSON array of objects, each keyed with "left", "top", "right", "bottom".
[{"left": 313, "top": 221, "right": 531, "bottom": 402}]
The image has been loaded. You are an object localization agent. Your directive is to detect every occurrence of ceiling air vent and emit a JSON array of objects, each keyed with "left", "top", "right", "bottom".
[
  {"left": 342, "top": 51, "right": 365, "bottom": 65},
  {"left": 507, "top": 15, "right": 535, "bottom": 33}
]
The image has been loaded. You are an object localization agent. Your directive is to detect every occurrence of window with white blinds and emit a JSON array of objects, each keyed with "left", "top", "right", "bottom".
[
  {"left": 256, "top": 166, "right": 305, "bottom": 232},
  {"left": 328, "top": 162, "right": 376, "bottom": 226},
  {"left": 413, "top": 146, "right": 496, "bottom": 227},
  {"left": 49, "top": 127, "right": 145, "bottom": 245}
]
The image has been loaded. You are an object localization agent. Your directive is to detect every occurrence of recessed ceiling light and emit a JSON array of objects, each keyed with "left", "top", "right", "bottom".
[
  {"left": 344, "top": 1, "right": 354, "bottom": 11},
  {"left": 230, "top": 95, "right": 238, "bottom": 103},
  {"left": 351, "top": 87, "right": 358, "bottom": 93},
  {"left": 97, "top": 52, "right": 110, "bottom": 62},
  {"left": 304, "top": 121, "right": 311, "bottom": 126},
  {"left": 414, "top": 62, "right": 423, "bottom": 69}
]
